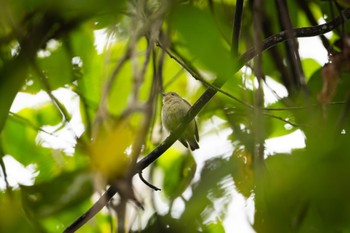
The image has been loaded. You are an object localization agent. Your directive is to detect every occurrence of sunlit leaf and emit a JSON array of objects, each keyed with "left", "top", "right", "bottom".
[
  {"left": 2, "top": 116, "right": 40, "bottom": 165},
  {"left": 302, "top": 58, "right": 321, "bottom": 81},
  {"left": 16, "top": 104, "right": 62, "bottom": 126}
]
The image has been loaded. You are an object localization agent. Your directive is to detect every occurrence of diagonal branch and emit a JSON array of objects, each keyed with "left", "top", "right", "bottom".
[
  {"left": 63, "top": 7, "right": 350, "bottom": 233},
  {"left": 157, "top": 42, "right": 254, "bottom": 109},
  {"left": 241, "top": 7, "right": 350, "bottom": 63}
]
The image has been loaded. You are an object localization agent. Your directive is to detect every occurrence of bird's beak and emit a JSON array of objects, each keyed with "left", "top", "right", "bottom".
[{"left": 161, "top": 92, "right": 166, "bottom": 96}]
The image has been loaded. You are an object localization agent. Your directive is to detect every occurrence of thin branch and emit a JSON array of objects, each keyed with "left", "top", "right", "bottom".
[
  {"left": 262, "top": 112, "right": 301, "bottom": 127},
  {"left": 63, "top": 186, "right": 118, "bottom": 233},
  {"left": 0, "top": 144, "right": 10, "bottom": 192},
  {"left": 30, "top": 62, "right": 72, "bottom": 123},
  {"left": 116, "top": 198, "right": 127, "bottom": 233},
  {"left": 275, "top": 0, "right": 307, "bottom": 92},
  {"left": 138, "top": 172, "right": 161, "bottom": 191},
  {"left": 8, "top": 112, "right": 53, "bottom": 135},
  {"left": 231, "top": 0, "right": 244, "bottom": 57},
  {"left": 263, "top": 101, "right": 347, "bottom": 111},
  {"left": 157, "top": 42, "right": 254, "bottom": 109},
  {"left": 148, "top": 42, "right": 165, "bottom": 148},
  {"left": 93, "top": 48, "right": 131, "bottom": 135},
  {"left": 251, "top": 0, "right": 266, "bottom": 168},
  {"left": 240, "top": 7, "right": 350, "bottom": 63},
  {"left": 296, "top": 0, "right": 331, "bottom": 52}
]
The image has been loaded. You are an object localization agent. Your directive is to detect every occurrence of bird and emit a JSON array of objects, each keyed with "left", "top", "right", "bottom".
[{"left": 162, "top": 92, "right": 199, "bottom": 151}]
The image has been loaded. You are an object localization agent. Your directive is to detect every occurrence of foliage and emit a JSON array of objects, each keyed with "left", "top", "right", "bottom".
[{"left": 1, "top": 0, "right": 350, "bottom": 232}]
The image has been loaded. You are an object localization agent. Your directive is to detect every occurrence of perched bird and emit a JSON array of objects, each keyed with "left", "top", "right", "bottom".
[{"left": 162, "top": 92, "right": 199, "bottom": 151}]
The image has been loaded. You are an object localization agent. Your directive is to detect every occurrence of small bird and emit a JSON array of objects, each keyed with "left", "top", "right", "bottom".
[{"left": 162, "top": 92, "right": 199, "bottom": 151}]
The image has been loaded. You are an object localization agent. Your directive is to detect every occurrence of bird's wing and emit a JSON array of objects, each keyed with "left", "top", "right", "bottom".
[
  {"left": 182, "top": 98, "right": 199, "bottom": 141},
  {"left": 182, "top": 98, "right": 192, "bottom": 108}
]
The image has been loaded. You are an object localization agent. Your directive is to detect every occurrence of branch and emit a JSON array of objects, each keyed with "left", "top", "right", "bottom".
[
  {"left": 275, "top": 0, "right": 307, "bottom": 91},
  {"left": 31, "top": 61, "right": 72, "bottom": 123},
  {"left": 157, "top": 42, "right": 254, "bottom": 109},
  {"left": 93, "top": 48, "right": 131, "bottom": 135},
  {"left": 63, "top": 7, "right": 350, "bottom": 232},
  {"left": 296, "top": 0, "right": 331, "bottom": 52},
  {"left": 63, "top": 186, "right": 117, "bottom": 233},
  {"left": 231, "top": 0, "right": 244, "bottom": 57},
  {"left": 262, "top": 112, "right": 301, "bottom": 128},
  {"left": 240, "top": 7, "right": 350, "bottom": 63},
  {"left": 0, "top": 144, "right": 10, "bottom": 192}
]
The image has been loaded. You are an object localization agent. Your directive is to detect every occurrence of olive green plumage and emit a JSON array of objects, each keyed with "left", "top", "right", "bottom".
[{"left": 162, "top": 92, "right": 199, "bottom": 151}]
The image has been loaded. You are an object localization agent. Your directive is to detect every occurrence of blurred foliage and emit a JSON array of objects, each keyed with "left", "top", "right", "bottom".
[{"left": 1, "top": 0, "right": 350, "bottom": 232}]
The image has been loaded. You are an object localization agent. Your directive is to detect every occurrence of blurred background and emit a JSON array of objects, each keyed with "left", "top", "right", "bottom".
[{"left": 1, "top": 0, "right": 350, "bottom": 232}]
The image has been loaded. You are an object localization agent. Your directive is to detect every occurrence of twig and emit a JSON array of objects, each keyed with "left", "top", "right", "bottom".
[
  {"left": 262, "top": 112, "right": 301, "bottom": 128},
  {"left": 0, "top": 144, "right": 10, "bottom": 192},
  {"left": 93, "top": 48, "right": 131, "bottom": 135},
  {"left": 8, "top": 112, "right": 53, "bottom": 135},
  {"left": 30, "top": 61, "right": 72, "bottom": 123},
  {"left": 138, "top": 172, "right": 161, "bottom": 191},
  {"left": 157, "top": 42, "right": 254, "bottom": 109},
  {"left": 263, "top": 101, "right": 346, "bottom": 111}
]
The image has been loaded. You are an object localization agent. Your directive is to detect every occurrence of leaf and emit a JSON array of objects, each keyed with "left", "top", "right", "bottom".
[
  {"left": 180, "top": 157, "right": 235, "bottom": 226},
  {"left": 156, "top": 149, "right": 196, "bottom": 201},
  {"left": 0, "top": 192, "right": 37, "bottom": 233},
  {"left": 263, "top": 100, "right": 298, "bottom": 138},
  {"left": 302, "top": 58, "right": 321, "bottom": 81},
  {"left": 0, "top": 56, "right": 29, "bottom": 132},
  {"left": 21, "top": 169, "right": 93, "bottom": 218},
  {"left": 169, "top": 5, "right": 233, "bottom": 78},
  {"left": 2, "top": 115, "right": 40, "bottom": 166},
  {"left": 2, "top": 113, "right": 64, "bottom": 182},
  {"left": 231, "top": 148, "right": 254, "bottom": 198},
  {"left": 16, "top": 104, "right": 62, "bottom": 126},
  {"left": 204, "top": 220, "right": 226, "bottom": 233},
  {"left": 24, "top": 44, "right": 73, "bottom": 93}
]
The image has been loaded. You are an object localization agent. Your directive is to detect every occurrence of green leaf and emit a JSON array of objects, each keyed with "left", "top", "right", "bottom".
[
  {"left": 17, "top": 104, "right": 62, "bottom": 126},
  {"left": 169, "top": 5, "right": 233, "bottom": 78},
  {"left": 157, "top": 149, "right": 196, "bottom": 201},
  {"left": 2, "top": 113, "right": 64, "bottom": 182},
  {"left": 21, "top": 169, "right": 93, "bottom": 218},
  {"left": 2, "top": 116, "right": 40, "bottom": 166},
  {"left": 264, "top": 100, "right": 298, "bottom": 138},
  {"left": 302, "top": 58, "right": 321, "bottom": 81},
  {"left": 231, "top": 148, "right": 254, "bottom": 198},
  {"left": 0, "top": 192, "right": 37, "bottom": 233}
]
